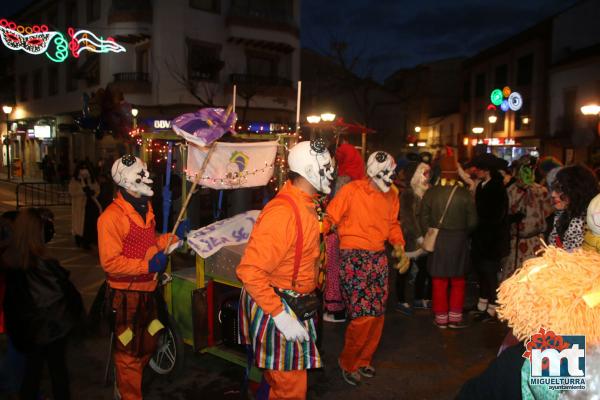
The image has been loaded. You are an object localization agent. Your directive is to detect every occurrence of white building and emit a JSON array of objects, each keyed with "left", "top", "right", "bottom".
[
  {"left": 548, "top": 0, "right": 600, "bottom": 164},
  {"left": 3, "top": 0, "right": 300, "bottom": 179}
]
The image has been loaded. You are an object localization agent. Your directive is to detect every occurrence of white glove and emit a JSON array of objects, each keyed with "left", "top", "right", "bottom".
[
  {"left": 165, "top": 240, "right": 182, "bottom": 255},
  {"left": 406, "top": 248, "right": 426, "bottom": 259},
  {"left": 416, "top": 236, "right": 424, "bottom": 245},
  {"left": 272, "top": 312, "right": 309, "bottom": 342}
]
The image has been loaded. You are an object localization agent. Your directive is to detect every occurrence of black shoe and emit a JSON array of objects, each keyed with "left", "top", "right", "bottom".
[
  {"left": 448, "top": 320, "right": 469, "bottom": 329},
  {"left": 473, "top": 312, "right": 497, "bottom": 323}
]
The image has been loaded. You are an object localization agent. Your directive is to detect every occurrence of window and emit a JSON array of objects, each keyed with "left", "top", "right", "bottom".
[
  {"left": 563, "top": 88, "right": 577, "bottom": 133},
  {"left": 189, "top": 0, "right": 220, "bottom": 13},
  {"left": 66, "top": 59, "right": 78, "bottom": 92},
  {"left": 230, "top": 0, "right": 293, "bottom": 22},
  {"left": 66, "top": 2, "right": 78, "bottom": 27},
  {"left": 495, "top": 64, "right": 507, "bottom": 88},
  {"left": 514, "top": 99, "right": 531, "bottom": 131},
  {"left": 475, "top": 73, "right": 486, "bottom": 97},
  {"left": 136, "top": 46, "right": 150, "bottom": 74},
  {"left": 517, "top": 54, "right": 533, "bottom": 86},
  {"left": 84, "top": 53, "right": 100, "bottom": 87},
  {"left": 87, "top": 0, "right": 101, "bottom": 22},
  {"left": 19, "top": 74, "right": 28, "bottom": 101},
  {"left": 48, "top": 66, "right": 58, "bottom": 96},
  {"left": 247, "top": 53, "right": 278, "bottom": 77},
  {"left": 462, "top": 79, "right": 470, "bottom": 102},
  {"left": 33, "top": 69, "right": 42, "bottom": 99},
  {"left": 187, "top": 40, "right": 223, "bottom": 81}
]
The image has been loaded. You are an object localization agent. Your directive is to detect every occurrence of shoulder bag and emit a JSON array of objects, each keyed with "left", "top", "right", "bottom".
[{"left": 422, "top": 186, "right": 458, "bottom": 252}]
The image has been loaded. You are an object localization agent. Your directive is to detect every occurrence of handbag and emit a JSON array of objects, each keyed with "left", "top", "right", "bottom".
[
  {"left": 422, "top": 186, "right": 458, "bottom": 252},
  {"left": 273, "top": 194, "right": 321, "bottom": 321}
]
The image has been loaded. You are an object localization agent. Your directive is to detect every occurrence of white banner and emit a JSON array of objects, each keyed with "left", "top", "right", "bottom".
[
  {"left": 186, "top": 141, "right": 278, "bottom": 189},
  {"left": 187, "top": 210, "right": 260, "bottom": 258}
]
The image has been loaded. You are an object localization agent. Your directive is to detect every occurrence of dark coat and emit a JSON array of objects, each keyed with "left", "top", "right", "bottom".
[
  {"left": 3, "top": 258, "right": 83, "bottom": 352},
  {"left": 472, "top": 174, "right": 510, "bottom": 260},
  {"left": 400, "top": 188, "right": 423, "bottom": 252}
]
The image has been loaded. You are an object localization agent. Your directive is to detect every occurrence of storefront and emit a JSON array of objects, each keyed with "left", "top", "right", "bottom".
[{"left": 462, "top": 137, "right": 540, "bottom": 163}]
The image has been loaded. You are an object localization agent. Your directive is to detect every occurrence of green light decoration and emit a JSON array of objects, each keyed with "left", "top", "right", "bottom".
[
  {"left": 45, "top": 32, "right": 68, "bottom": 63},
  {"left": 490, "top": 89, "right": 503, "bottom": 106}
]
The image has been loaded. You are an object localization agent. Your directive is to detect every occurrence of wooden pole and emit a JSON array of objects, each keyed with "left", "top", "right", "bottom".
[{"left": 361, "top": 131, "right": 367, "bottom": 159}]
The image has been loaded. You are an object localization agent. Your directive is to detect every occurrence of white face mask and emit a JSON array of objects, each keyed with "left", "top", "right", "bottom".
[
  {"left": 367, "top": 151, "right": 396, "bottom": 193},
  {"left": 111, "top": 155, "right": 154, "bottom": 197},
  {"left": 79, "top": 169, "right": 90, "bottom": 180},
  {"left": 287, "top": 140, "right": 335, "bottom": 194},
  {"left": 410, "top": 163, "right": 430, "bottom": 197}
]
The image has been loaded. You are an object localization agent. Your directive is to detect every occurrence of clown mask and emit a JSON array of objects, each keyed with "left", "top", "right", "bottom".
[
  {"left": 111, "top": 155, "right": 154, "bottom": 197},
  {"left": 410, "top": 162, "right": 430, "bottom": 198},
  {"left": 288, "top": 139, "right": 335, "bottom": 194},
  {"left": 367, "top": 151, "right": 396, "bottom": 193}
]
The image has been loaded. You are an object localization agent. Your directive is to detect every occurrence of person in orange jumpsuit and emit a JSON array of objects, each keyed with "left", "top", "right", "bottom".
[
  {"left": 325, "top": 150, "right": 408, "bottom": 386},
  {"left": 237, "top": 139, "right": 335, "bottom": 400},
  {"left": 98, "top": 155, "right": 185, "bottom": 400}
]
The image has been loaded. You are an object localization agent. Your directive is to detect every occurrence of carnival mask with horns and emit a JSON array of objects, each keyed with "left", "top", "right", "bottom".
[
  {"left": 367, "top": 151, "right": 396, "bottom": 193},
  {"left": 111, "top": 154, "right": 154, "bottom": 197}
]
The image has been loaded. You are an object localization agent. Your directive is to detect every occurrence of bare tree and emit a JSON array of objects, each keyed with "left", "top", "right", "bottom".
[{"left": 165, "top": 55, "right": 220, "bottom": 107}]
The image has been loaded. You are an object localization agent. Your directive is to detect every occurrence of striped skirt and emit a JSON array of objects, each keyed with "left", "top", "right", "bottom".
[{"left": 238, "top": 288, "right": 322, "bottom": 371}]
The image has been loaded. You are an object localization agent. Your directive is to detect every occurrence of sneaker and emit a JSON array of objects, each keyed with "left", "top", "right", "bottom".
[
  {"left": 473, "top": 312, "right": 497, "bottom": 323},
  {"left": 358, "top": 365, "right": 375, "bottom": 378},
  {"left": 396, "top": 302, "right": 412, "bottom": 316},
  {"left": 433, "top": 320, "right": 447, "bottom": 329},
  {"left": 323, "top": 312, "right": 346, "bottom": 323},
  {"left": 338, "top": 360, "right": 361, "bottom": 386},
  {"left": 448, "top": 320, "right": 469, "bottom": 329},
  {"left": 413, "top": 299, "right": 432, "bottom": 309}
]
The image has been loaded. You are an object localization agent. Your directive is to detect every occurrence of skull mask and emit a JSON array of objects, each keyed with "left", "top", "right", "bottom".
[
  {"left": 367, "top": 151, "right": 396, "bottom": 193},
  {"left": 111, "top": 155, "right": 154, "bottom": 197},
  {"left": 287, "top": 139, "right": 335, "bottom": 194}
]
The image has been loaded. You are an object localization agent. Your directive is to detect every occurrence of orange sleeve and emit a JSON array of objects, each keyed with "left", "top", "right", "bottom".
[
  {"left": 156, "top": 233, "right": 178, "bottom": 251},
  {"left": 98, "top": 209, "right": 155, "bottom": 276},
  {"left": 388, "top": 194, "right": 405, "bottom": 246},
  {"left": 325, "top": 185, "right": 350, "bottom": 230},
  {"left": 236, "top": 205, "right": 295, "bottom": 316}
]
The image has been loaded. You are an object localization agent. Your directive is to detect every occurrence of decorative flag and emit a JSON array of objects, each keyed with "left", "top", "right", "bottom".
[
  {"left": 186, "top": 141, "right": 278, "bottom": 189},
  {"left": 172, "top": 107, "right": 237, "bottom": 147}
]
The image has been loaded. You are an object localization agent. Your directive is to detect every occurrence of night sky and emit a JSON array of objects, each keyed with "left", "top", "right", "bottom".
[{"left": 1, "top": 0, "right": 581, "bottom": 81}]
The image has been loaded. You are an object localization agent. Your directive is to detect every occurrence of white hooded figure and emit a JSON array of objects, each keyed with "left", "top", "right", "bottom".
[
  {"left": 287, "top": 139, "right": 335, "bottom": 194},
  {"left": 111, "top": 154, "right": 154, "bottom": 197},
  {"left": 366, "top": 151, "right": 396, "bottom": 193}
]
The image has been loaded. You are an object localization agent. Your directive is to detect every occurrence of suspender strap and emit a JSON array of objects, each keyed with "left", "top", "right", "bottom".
[{"left": 277, "top": 194, "right": 303, "bottom": 288}]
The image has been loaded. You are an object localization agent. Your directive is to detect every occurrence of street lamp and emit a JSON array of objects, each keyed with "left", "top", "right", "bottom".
[
  {"left": 2, "top": 105, "right": 12, "bottom": 181},
  {"left": 306, "top": 115, "right": 321, "bottom": 124},
  {"left": 320, "top": 112, "right": 336, "bottom": 122},
  {"left": 472, "top": 126, "right": 484, "bottom": 134},
  {"left": 131, "top": 108, "right": 139, "bottom": 128},
  {"left": 414, "top": 126, "right": 421, "bottom": 133},
  {"left": 581, "top": 104, "right": 600, "bottom": 116},
  {"left": 488, "top": 115, "right": 497, "bottom": 124}
]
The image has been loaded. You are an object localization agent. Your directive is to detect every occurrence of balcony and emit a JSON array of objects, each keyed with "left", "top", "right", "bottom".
[
  {"left": 226, "top": 4, "right": 299, "bottom": 38},
  {"left": 230, "top": 74, "right": 294, "bottom": 98},
  {"left": 108, "top": 0, "right": 152, "bottom": 24},
  {"left": 110, "top": 72, "right": 151, "bottom": 94}
]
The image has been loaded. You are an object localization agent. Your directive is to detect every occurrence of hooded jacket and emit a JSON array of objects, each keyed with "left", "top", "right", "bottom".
[{"left": 335, "top": 143, "right": 365, "bottom": 181}]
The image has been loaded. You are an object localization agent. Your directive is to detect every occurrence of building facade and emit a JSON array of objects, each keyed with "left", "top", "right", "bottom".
[{"left": 2, "top": 0, "right": 300, "bottom": 180}]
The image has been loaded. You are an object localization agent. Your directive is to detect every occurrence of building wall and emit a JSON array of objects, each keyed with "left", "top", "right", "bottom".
[{"left": 552, "top": 0, "right": 600, "bottom": 64}]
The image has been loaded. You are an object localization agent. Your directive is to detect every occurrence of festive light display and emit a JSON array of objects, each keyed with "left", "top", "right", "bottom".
[
  {"left": 67, "top": 28, "right": 125, "bottom": 58},
  {"left": 490, "top": 86, "right": 523, "bottom": 113},
  {"left": 0, "top": 18, "right": 126, "bottom": 62}
]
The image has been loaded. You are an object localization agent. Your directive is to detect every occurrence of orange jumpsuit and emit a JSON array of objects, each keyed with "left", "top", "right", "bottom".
[
  {"left": 98, "top": 192, "right": 172, "bottom": 400},
  {"left": 325, "top": 179, "right": 405, "bottom": 374},
  {"left": 237, "top": 181, "right": 321, "bottom": 400}
]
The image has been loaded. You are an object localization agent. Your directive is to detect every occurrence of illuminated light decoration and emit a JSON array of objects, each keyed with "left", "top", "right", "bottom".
[
  {"left": 45, "top": 32, "right": 69, "bottom": 63},
  {"left": 502, "top": 86, "right": 511, "bottom": 97},
  {"left": 463, "top": 137, "right": 469, "bottom": 146},
  {"left": 67, "top": 28, "right": 125, "bottom": 58},
  {"left": 490, "top": 89, "right": 503, "bottom": 106},
  {"left": 500, "top": 100, "right": 510, "bottom": 112},
  {"left": 508, "top": 92, "right": 523, "bottom": 111},
  {"left": 487, "top": 104, "right": 497, "bottom": 111},
  {"left": 0, "top": 19, "right": 57, "bottom": 55}
]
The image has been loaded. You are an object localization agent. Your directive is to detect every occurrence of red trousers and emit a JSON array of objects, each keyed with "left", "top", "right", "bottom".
[
  {"left": 432, "top": 277, "right": 465, "bottom": 324},
  {"left": 114, "top": 352, "right": 151, "bottom": 400},
  {"left": 262, "top": 370, "right": 307, "bottom": 400},
  {"left": 339, "top": 316, "right": 384, "bottom": 372}
]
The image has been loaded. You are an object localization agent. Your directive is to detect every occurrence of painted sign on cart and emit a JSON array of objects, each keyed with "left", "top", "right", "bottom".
[{"left": 187, "top": 210, "right": 260, "bottom": 258}]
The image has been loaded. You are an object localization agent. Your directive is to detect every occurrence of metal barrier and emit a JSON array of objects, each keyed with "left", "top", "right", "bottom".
[{"left": 16, "top": 182, "right": 71, "bottom": 209}]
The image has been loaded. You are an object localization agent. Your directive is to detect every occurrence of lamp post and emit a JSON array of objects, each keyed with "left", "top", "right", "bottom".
[
  {"left": 487, "top": 114, "right": 497, "bottom": 138},
  {"left": 306, "top": 115, "right": 321, "bottom": 140},
  {"left": 581, "top": 104, "right": 600, "bottom": 135},
  {"left": 131, "top": 107, "right": 139, "bottom": 129},
  {"left": 472, "top": 126, "right": 484, "bottom": 134},
  {"left": 2, "top": 105, "right": 12, "bottom": 181}
]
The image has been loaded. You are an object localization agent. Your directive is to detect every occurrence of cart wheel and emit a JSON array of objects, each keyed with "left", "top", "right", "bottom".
[{"left": 149, "top": 316, "right": 184, "bottom": 375}]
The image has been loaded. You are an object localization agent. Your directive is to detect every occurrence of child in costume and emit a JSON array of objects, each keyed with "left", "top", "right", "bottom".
[
  {"left": 325, "top": 151, "right": 408, "bottom": 386},
  {"left": 237, "top": 140, "right": 334, "bottom": 400},
  {"left": 98, "top": 155, "right": 186, "bottom": 400}
]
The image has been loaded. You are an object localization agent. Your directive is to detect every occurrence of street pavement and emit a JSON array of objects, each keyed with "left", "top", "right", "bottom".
[{"left": 0, "top": 181, "right": 508, "bottom": 399}]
